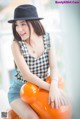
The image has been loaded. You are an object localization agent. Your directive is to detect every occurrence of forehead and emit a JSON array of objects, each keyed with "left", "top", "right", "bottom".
[{"left": 15, "top": 20, "right": 26, "bottom": 24}]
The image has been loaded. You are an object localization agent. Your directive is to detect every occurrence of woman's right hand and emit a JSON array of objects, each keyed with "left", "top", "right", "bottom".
[{"left": 48, "top": 80, "right": 71, "bottom": 109}]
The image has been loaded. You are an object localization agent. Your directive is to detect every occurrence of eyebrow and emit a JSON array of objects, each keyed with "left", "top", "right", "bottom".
[
  {"left": 19, "top": 21, "right": 26, "bottom": 23},
  {"left": 15, "top": 20, "right": 26, "bottom": 24}
]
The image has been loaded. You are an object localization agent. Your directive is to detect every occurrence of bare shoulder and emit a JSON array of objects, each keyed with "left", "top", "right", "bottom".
[
  {"left": 11, "top": 41, "right": 30, "bottom": 77},
  {"left": 11, "top": 40, "right": 22, "bottom": 57},
  {"left": 11, "top": 40, "right": 19, "bottom": 50}
]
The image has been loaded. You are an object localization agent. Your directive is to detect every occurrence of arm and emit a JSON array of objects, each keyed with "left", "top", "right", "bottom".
[
  {"left": 48, "top": 34, "right": 62, "bottom": 108},
  {"left": 11, "top": 41, "right": 50, "bottom": 91},
  {"left": 48, "top": 33, "right": 59, "bottom": 86},
  {"left": 48, "top": 34, "right": 69, "bottom": 108}
]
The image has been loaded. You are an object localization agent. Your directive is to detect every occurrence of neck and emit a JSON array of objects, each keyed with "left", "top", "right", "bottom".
[{"left": 26, "top": 33, "right": 40, "bottom": 47}]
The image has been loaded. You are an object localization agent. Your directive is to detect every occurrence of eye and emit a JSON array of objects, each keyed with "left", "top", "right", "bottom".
[
  {"left": 21, "top": 23, "right": 26, "bottom": 26},
  {"left": 15, "top": 23, "right": 18, "bottom": 27}
]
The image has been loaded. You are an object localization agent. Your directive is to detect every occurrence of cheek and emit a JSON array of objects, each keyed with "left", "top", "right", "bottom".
[
  {"left": 15, "top": 27, "right": 19, "bottom": 33},
  {"left": 25, "top": 26, "right": 29, "bottom": 33}
]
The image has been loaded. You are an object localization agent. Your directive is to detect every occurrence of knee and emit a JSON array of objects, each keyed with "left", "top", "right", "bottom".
[
  {"left": 27, "top": 114, "right": 39, "bottom": 119},
  {"left": 29, "top": 116, "right": 39, "bottom": 119},
  {"left": 23, "top": 113, "right": 39, "bottom": 119},
  {"left": 25, "top": 116, "right": 40, "bottom": 119},
  {"left": 32, "top": 117, "right": 39, "bottom": 119}
]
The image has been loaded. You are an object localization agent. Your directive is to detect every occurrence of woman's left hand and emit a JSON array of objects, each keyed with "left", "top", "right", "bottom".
[{"left": 48, "top": 80, "right": 70, "bottom": 109}]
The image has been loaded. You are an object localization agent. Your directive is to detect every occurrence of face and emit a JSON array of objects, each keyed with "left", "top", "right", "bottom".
[{"left": 15, "top": 20, "right": 31, "bottom": 41}]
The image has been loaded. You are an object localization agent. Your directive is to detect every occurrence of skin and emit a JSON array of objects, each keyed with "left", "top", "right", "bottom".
[{"left": 10, "top": 20, "right": 70, "bottom": 119}]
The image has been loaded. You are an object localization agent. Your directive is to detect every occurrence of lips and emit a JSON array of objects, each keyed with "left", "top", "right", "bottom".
[{"left": 20, "top": 33, "right": 26, "bottom": 37}]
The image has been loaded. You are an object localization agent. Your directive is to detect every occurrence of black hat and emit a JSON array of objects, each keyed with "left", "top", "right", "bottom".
[{"left": 8, "top": 4, "right": 43, "bottom": 23}]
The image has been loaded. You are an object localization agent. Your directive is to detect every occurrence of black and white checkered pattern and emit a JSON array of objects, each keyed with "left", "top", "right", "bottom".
[{"left": 15, "top": 33, "right": 50, "bottom": 83}]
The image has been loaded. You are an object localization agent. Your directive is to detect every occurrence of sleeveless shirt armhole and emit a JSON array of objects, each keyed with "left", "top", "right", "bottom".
[
  {"left": 18, "top": 41, "right": 29, "bottom": 57},
  {"left": 47, "top": 33, "right": 51, "bottom": 49},
  {"left": 45, "top": 33, "right": 51, "bottom": 51},
  {"left": 18, "top": 41, "right": 23, "bottom": 55}
]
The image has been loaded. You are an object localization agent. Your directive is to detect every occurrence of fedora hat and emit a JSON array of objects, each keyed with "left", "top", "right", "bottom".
[{"left": 8, "top": 4, "right": 43, "bottom": 23}]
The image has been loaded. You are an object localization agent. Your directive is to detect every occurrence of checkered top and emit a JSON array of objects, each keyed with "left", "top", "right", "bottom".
[{"left": 15, "top": 33, "right": 50, "bottom": 83}]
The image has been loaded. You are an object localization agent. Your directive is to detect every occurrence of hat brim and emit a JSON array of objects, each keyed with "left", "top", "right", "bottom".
[{"left": 8, "top": 17, "right": 43, "bottom": 23}]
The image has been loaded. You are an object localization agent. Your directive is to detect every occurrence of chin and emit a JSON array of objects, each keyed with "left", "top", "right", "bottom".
[
  {"left": 21, "top": 37, "right": 27, "bottom": 41},
  {"left": 22, "top": 38, "right": 26, "bottom": 41},
  {"left": 21, "top": 36, "right": 29, "bottom": 41}
]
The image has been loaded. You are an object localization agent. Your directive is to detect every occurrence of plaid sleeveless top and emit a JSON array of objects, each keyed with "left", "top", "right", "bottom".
[{"left": 15, "top": 33, "right": 50, "bottom": 83}]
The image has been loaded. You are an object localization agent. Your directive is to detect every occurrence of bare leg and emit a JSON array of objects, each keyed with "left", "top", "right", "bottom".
[{"left": 10, "top": 98, "right": 39, "bottom": 119}]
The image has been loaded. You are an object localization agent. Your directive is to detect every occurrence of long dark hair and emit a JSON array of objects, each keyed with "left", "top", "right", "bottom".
[
  {"left": 12, "top": 20, "right": 46, "bottom": 43},
  {"left": 12, "top": 20, "right": 46, "bottom": 68}
]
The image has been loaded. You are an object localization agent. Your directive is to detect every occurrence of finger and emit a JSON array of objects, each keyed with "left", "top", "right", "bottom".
[
  {"left": 65, "top": 95, "right": 72, "bottom": 105},
  {"left": 49, "top": 96, "right": 55, "bottom": 108},
  {"left": 51, "top": 98, "right": 55, "bottom": 106},
  {"left": 57, "top": 97, "right": 61, "bottom": 108},
  {"left": 54, "top": 98, "right": 60, "bottom": 109},
  {"left": 55, "top": 98, "right": 58, "bottom": 109},
  {"left": 59, "top": 94, "right": 65, "bottom": 106},
  {"left": 62, "top": 95, "right": 68, "bottom": 105},
  {"left": 61, "top": 92, "right": 70, "bottom": 106},
  {"left": 51, "top": 100, "right": 55, "bottom": 108},
  {"left": 48, "top": 96, "right": 54, "bottom": 105},
  {"left": 61, "top": 91, "right": 70, "bottom": 105}
]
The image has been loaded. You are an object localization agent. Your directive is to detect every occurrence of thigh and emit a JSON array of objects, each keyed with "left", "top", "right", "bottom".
[
  {"left": 8, "top": 79, "right": 24, "bottom": 103},
  {"left": 10, "top": 98, "right": 39, "bottom": 119}
]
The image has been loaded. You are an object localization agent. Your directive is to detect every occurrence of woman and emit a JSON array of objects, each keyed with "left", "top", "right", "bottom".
[{"left": 8, "top": 4, "right": 69, "bottom": 119}]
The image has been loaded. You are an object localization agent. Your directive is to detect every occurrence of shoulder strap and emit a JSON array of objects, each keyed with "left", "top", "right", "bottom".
[
  {"left": 43, "top": 33, "right": 51, "bottom": 51},
  {"left": 18, "top": 41, "right": 29, "bottom": 57}
]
